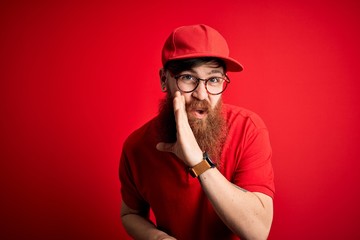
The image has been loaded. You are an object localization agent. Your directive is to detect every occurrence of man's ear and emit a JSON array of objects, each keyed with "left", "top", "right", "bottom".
[{"left": 159, "top": 68, "right": 167, "bottom": 92}]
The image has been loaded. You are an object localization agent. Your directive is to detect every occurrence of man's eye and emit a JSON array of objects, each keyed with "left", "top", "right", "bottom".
[
  {"left": 180, "top": 75, "right": 195, "bottom": 81},
  {"left": 208, "top": 77, "right": 222, "bottom": 83}
]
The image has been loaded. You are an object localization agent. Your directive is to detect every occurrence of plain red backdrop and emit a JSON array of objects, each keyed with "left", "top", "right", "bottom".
[{"left": 1, "top": 0, "right": 360, "bottom": 239}]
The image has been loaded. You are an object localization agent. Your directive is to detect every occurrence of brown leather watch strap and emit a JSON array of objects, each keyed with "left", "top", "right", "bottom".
[{"left": 189, "top": 160, "right": 211, "bottom": 178}]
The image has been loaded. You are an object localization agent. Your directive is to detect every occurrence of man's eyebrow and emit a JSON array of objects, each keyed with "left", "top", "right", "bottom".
[
  {"left": 181, "top": 69, "right": 224, "bottom": 75},
  {"left": 207, "top": 69, "right": 224, "bottom": 75},
  {"left": 183, "top": 69, "right": 197, "bottom": 74}
]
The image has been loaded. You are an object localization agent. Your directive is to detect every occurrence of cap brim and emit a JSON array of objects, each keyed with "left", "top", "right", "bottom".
[{"left": 166, "top": 53, "right": 243, "bottom": 72}]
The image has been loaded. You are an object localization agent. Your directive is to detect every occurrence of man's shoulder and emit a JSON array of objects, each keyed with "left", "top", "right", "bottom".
[
  {"left": 223, "top": 104, "right": 267, "bottom": 130},
  {"left": 123, "top": 117, "right": 158, "bottom": 149}
]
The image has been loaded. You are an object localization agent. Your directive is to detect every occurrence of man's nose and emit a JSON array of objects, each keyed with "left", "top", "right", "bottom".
[{"left": 191, "top": 81, "right": 208, "bottom": 100}]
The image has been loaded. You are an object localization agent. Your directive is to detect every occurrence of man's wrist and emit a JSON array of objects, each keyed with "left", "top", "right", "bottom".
[
  {"left": 152, "top": 232, "right": 174, "bottom": 240},
  {"left": 188, "top": 152, "right": 216, "bottom": 178},
  {"left": 187, "top": 149, "right": 203, "bottom": 167}
]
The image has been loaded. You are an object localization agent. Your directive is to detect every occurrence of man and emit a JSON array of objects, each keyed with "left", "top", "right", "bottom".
[{"left": 119, "top": 24, "right": 274, "bottom": 240}]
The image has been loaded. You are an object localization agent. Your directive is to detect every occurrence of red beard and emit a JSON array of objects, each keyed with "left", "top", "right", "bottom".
[{"left": 158, "top": 94, "right": 227, "bottom": 167}]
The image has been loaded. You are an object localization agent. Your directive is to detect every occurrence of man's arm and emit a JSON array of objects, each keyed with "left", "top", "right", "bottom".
[
  {"left": 120, "top": 201, "right": 176, "bottom": 240},
  {"left": 156, "top": 91, "right": 273, "bottom": 239},
  {"left": 199, "top": 169, "right": 273, "bottom": 239}
]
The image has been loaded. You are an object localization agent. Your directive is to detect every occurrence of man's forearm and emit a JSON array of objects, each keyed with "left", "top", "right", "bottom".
[
  {"left": 199, "top": 168, "right": 273, "bottom": 240},
  {"left": 121, "top": 213, "right": 173, "bottom": 240}
]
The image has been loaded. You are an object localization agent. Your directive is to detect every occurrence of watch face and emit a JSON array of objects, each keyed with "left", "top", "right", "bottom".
[{"left": 203, "top": 152, "right": 216, "bottom": 167}]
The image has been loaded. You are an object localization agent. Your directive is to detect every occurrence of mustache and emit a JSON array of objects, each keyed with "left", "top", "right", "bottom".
[{"left": 185, "top": 99, "right": 211, "bottom": 112}]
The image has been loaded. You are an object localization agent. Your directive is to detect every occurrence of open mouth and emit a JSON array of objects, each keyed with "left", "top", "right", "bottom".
[
  {"left": 192, "top": 108, "right": 208, "bottom": 119},
  {"left": 186, "top": 100, "right": 210, "bottom": 119},
  {"left": 196, "top": 109, "right": 205, "bottom": 114}
]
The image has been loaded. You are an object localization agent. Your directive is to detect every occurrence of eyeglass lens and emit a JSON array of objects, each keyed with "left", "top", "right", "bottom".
[{"left": 176, "top": 75, "right": 229, "bottom": 95}]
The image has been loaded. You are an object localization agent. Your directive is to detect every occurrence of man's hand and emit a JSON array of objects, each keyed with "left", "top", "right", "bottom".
[
  {"left": 121, "top": 201, "right": 178, "bottom": 240},
  {"left": 155, "top": 235, "right": 177, "bottom": 240},
  {"left": 156, "top": 91, "right": 203, "bottom": 167}
]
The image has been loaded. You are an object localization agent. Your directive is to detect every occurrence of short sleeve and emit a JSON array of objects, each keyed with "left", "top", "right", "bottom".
[
  {"left": 119, "top": 149, "right": 149, "bottom": 211},
  {"left": 233, "top": 128, "right": 275, "bottom": 198}
]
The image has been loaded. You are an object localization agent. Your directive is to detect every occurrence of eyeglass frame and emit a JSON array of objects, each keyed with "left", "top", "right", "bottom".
[{"left": 173, "top": 74, "right": 231, "bottom": 95}]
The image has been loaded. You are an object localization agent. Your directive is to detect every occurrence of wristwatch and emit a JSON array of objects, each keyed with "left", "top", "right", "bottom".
[{"left": 189, "top": 152, "right": 216, "bottom": 178}]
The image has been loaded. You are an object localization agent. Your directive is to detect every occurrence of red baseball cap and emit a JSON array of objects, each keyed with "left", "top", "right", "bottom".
[{"left": 162, "top": 24, "right": 243, "bottom": 72}]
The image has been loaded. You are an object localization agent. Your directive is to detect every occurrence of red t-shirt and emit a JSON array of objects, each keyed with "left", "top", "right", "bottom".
[{"left": 119, "top": 104, "right": 275, "bottom": 239}]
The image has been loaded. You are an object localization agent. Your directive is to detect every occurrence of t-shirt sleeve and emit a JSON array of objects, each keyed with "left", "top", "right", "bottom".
[
  {"left": 232, "top": 127, "right": 275, "bottom": 198},
  {"left": 119, "top": 149, "right": 149, "bottom": 211}
]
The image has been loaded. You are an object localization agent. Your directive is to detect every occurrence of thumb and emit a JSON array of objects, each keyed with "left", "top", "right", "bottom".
[{"left": 156, "top": 142, "right": 174, "bottom": 153}]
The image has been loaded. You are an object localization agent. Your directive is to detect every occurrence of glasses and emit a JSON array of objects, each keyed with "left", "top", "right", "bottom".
[{"left": 174, "top": 74, "right": 230, "bottom": 95}]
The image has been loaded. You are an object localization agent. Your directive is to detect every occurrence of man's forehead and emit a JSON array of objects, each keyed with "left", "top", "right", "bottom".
[{"left": 181, "top": 66, "right": 225, "bottom": 75}]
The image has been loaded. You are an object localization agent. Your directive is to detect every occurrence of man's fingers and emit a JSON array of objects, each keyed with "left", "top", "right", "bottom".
[
  {"left": 173, "top": 92, "right": 184, "bottom": 110},
  {"left": 156, "top": 142, "right": 174, "bottom": 153},
  {"left": 173, "top": 91, "right": 188, "bottom": 126}
]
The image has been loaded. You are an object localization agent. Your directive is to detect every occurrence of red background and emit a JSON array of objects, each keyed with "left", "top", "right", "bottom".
[{"left": 1, "top": 0, "right": 360, "bottom": 239}]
